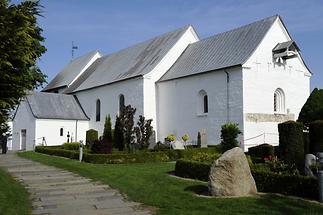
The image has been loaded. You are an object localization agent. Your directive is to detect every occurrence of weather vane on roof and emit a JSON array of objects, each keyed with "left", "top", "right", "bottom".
[{"left": 71, "top": 41, "right": 78, "bottom": 60}]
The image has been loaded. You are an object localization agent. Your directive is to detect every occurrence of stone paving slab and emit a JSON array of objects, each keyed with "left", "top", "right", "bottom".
[{"left": 0, "top": 153, "right": 152, "bottom": 215}]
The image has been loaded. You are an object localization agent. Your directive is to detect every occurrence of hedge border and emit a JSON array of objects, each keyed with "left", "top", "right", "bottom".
[{"left": 174, "top": 159, "right": 318, "bottom": 200}]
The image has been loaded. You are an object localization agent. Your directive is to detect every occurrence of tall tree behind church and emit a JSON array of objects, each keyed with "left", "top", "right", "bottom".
[{"left": 0, "top": 0, "right": 47, "bottom": 135}]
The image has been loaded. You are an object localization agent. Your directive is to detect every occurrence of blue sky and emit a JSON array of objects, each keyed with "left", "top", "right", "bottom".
[{"left": 19, "top": 0, "right": 323, "bottom": 90}]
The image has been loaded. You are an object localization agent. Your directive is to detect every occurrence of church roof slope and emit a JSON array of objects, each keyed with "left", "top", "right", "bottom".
[
  {"left": 159, "top": 15, "right": 278, "bottom": 82},
  {"left": 72, "top": 25, "right": 191, "bottom": 92},
  {"left": 25, "top": 92, "right": 88, "bottom": 120},
  {"left": 42, "top": 50, "right": 99, "bottom": 92}
]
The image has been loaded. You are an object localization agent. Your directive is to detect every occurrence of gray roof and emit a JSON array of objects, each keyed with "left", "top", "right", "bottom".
[
  {"left": 42, "top": 50, "right": 99, "bottom": 92},
  {"left": 25, "top": 92, "right": 88, "bottom": 120},
  {"left": 159, "top": 15, "right": 278, "bottom": 82},
  {"left": 72, "top": 25, "right": 191, "bottom": 92},
  {"left": 63, "top": 57, "right": 107, "bottom": 94}
]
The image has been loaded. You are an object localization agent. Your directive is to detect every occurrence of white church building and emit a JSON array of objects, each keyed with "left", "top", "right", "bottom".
[{"left": 12, "top": 15, "right": 311, "bottom": 151}]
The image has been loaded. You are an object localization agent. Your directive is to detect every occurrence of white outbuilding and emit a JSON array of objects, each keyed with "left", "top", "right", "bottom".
[{"left": 12, "top": 15, "right": 311, "bottom": 150}]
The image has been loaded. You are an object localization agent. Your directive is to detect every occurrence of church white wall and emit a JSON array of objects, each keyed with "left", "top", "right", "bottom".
[
  {"left": 143, "top": 26, "right": 199, "bottom": 135},
  {"left": 35, "top": 119, "right": 88, "bottom": 146},
  {"left": 12, "top": 101, "right": 36, "bottom": 150},
  {"left": 242, "top": 17, "right": 311, "bottom": 149},
  {"left": 74, "top": 77, "right": 144, "bottom": 136},
  {"left": 157, "top": 66, "right": 243, "bottom": 145}
]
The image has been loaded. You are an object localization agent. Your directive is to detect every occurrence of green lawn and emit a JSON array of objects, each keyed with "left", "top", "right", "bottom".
[
  {"left": 0, "top": 167, "right": 32, "bottom": 215},
  {"left": 19, "top": 152, "right": 323, "bottom": 215}
]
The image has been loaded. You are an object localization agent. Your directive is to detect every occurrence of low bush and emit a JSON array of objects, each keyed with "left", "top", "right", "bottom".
[
  {"left": 248, "top": 144, "right": 274, "bottom": 159},
  {"left": 252, "top": 169, "right": 318, "bottom": 200},
  {"left": 86, "top": 129, "right": 98, "bottom": 147},
  {"left": 220, "top": 123, "right": 241, "bottom": 152},
  {"left": 61, "top": 142, "right": 80, "bottom": 151},
  {"left": 35, "top": 147, "right": 79, "bottom": 159},
  {"left": 175, "top": 159, "right": 211, "bottom": 181},
  {"left": 174, "top": 158, "right": 318, "bottom": 200},
  {"left": 91, "top": 139, "right": 113, "bottom": 154}
]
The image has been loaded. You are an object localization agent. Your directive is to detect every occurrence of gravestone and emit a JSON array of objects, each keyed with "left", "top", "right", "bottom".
[
  {"left": 148, "top": 130, "right": 156, "bottom": 149},
  {"left": 199, "top": 129, "right": 207, "bottom": 148},
  {"left": 305, "top": 154, "right": 317, "bottom": 176}
]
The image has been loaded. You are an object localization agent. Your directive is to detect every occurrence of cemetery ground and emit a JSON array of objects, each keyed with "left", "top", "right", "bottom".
[
  {"left": 0, "top": 167, "right": 32, "bottom": 215},
  {"left": 14, "top": 151, "right": 323, "bottom": 215}
]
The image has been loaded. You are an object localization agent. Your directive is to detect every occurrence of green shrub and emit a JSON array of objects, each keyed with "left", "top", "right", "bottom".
[
  {"left": 220, "top": 123, "right": 241, "bottom": 152},
  {"left": 91, "top": 139, "right": 113, "bottom": 154},
  {"left": 278, "top": 121, "right": 304, "bottom": 171},
  {"left": 35, "top": 147, "right": 79, "bottom": 159},
  {"left": 61, "top": 142, "right": 80, "bottom": 151},
  {"left": 182, "top": 134, "right": 189, "bottom": 142},
  {"left": 309, "top": 120, "right": 323, "bottom": 154},
  {"left": 114, "top": 115, "right": 125, "bottom": 151},
  {"left": 175, "top": 159, "right": 211, "bottom": 181},
  {"left": 174, "top": 158, "right": 318, "bottom": 200},
  {"left": 248, "top": 144, "right": 274, "bottom": 159},
  {"left": 251, "top": 169, "right": 318, "bottom": 200},
  {"left": 86, "top": 129, "right": 98, "bottom": 147},
  {"left": 166, "top": 134, "right": 176, "bottom": 142},
  {"left": 190, "top": 152, "right": 220, "bottom": 163},
  {"left": 103, "top": 115, "right": 113, "bottom": 142}
]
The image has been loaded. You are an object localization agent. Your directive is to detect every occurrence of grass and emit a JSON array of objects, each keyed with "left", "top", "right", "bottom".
[
  {"left": 19, "top": 152, "right": 323, "bottom": 215},
  {"left": 0, "top": 167, "right": 32, "bottom": 215}
]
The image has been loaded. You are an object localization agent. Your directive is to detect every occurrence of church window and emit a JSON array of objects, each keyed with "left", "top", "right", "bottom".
[
  {"left": 119, "top": 94, "right": 125, "bottom": 113},
  {"left": 60, "top": 128, "right": 63, "bottom": 136},
  {"left": 96, "top": 99, "right": 101, "bottom": 121},
  {"left": 198, "top": 90, "right": 208, "bottom": 115},
  {"left": 274, "top": 88, "right": 285, "bottom": 113}
]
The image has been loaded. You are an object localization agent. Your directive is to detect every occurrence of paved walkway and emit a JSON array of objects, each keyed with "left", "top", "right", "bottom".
[{"left": 0, "top": 153, "right": 151, "bottom": 215}]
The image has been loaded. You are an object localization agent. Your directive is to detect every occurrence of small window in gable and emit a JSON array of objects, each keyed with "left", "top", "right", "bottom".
[
  {"left": 198, "top": 90, "right": 208, "bottom": 115},
  {"left": 60, "top": 128, "right": 63, "bottom": 136},
  {"left": 96, "top": 99, "right": 101, "bottom": 121},
  {"left": 274, "top": 88, "right": 285, "bottom": 113}
]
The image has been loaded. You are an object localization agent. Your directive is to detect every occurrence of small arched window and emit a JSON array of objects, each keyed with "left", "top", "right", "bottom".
[
  {"left": 96, "top": 99, "right": 101, "bottom": 121},
  {"left": 119, "top": 94, "right": 125, "bottom": 113},
  {"left": 274, "top": 88, "right": 285, "bottom": 113},
  {"left": 198, "top": 90, "right": 208, "bottom": 114},
  {"left": 60, "top": 128, "right": 63, "bottom": 136}
]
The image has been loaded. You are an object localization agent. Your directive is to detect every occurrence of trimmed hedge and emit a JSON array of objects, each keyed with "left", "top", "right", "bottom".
[
  {"left": 278, "top": 121, "right": 304, "bottom": 170},
  {"left": 309, "top": 120, "right": 323, "bottom": 154},
  {"left": 248, "top": 144, "right": 274, "bottom": 159},
  {"left": 175, "top": 159, "right": 211, "bottom": 181},
  {"left": 86, "top": 129, "right": 98, "bottom": 146},
  {"left": 62, "top": 142, "right": 80, "bottom": 151},
  {"left": 174, "top": 159, "right": 319, "bottom": 200},
  {"left": 35, "top": 146, "right": 221, "bottom": 164}
]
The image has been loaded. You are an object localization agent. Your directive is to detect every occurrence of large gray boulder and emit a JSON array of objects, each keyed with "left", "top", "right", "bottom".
[{"left": 208, "top": 147, "right": 257, "bottom": 197}]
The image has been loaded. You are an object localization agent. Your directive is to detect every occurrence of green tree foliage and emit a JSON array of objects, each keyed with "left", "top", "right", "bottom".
[
  {"left": 220, "top": 123, "right": 241, "bottom": 151},
  {"left": 278, "top": 121, "right": 304, "bottom": 171},
  {"left": 103, "top": 115, "right": 112, "bottom": 142},
  {"left": 298, "top": 88, "right": 323, "bottom": 124},
  {"left": 121, "top": 105, "right": 136, "bottom": 151},
  {"left": 134, "top": 115, "right": 153, "bottom": 149},
  {"left": 309, "top": 120, "right": 323, "bottom": 154},
  {"left": 114, "top": 115, "right": 125, "bottom": 151},
  {"left": 0, "top": 0, "right": 47, "bottom": 135}
]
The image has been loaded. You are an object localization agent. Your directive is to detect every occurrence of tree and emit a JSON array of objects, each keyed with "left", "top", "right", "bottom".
[
  {"left": 103, "top": 115, "right": 112, "bottom": 142},
  {"left": 298, "top": 88, "right": 323, "bottom": 125},
  {"left": 134, "top": 115, "right": 153, "bottom": 149},
  {"left": 220, "top": 123, "right": 241, "bottom": 152},
  {"left": 0, "top": 0, "right": 47, "bottom": 135},
  {"left": 122, "top": 105, "right": 136, "bottom": 151},
  {"left": 114, "top": 115, "right": 125, "bottom": 151}
]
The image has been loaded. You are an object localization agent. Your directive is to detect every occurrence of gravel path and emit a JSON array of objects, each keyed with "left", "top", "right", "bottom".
[{"left": 0, "top": 153, "right": 151, "bottom": 215}]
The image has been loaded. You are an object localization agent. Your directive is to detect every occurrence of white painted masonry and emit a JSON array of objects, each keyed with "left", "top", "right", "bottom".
[{"left": 11, "top": 16, "right": 311, "bottom": 151}]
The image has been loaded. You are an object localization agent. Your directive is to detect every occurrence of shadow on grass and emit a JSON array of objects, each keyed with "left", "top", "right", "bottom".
[{"left": 184, "top": 184, "right": 209, "bottom": 196}]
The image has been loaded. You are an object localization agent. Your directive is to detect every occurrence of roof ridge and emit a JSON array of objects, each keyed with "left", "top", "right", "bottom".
[{"left": 195, "top": 15, "right": 278, "bottom": 44}]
